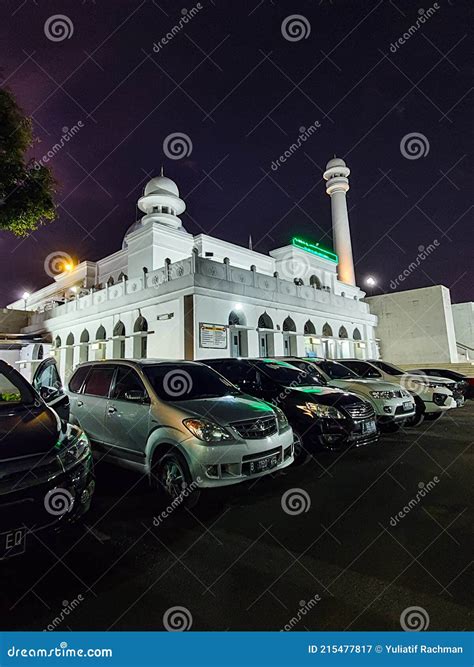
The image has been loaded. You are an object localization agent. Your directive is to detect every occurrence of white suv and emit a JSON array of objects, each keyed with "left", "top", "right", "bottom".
[{"left": 342, "top": 360, "right": 457, "bottom": 425}]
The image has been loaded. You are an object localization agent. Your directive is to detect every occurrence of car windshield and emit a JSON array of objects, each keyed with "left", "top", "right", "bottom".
[
  {"left": 143, "top": 364, "right": 241, "bottom": 401},
  {"left": 0, "top": 367, "right": 36, "bottom": 407},
  {"left": 371, "top": 361, "right": 405, "bottom": 376},
  {"left": 257, "top": 361, "right": 319, "bottom": 386},
  {"left": 315, "top": 361, "right": 358, "bottom": 379}
]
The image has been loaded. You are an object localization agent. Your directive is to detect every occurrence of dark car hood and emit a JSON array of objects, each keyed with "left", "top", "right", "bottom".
[
  {"left": 286, "top": 385, "right": 366, "bottom": 408},
  {"left": 170, "top": 394, "right": 275, "bottom": 425},
  {"left": 0, "top": 403, "right": 60, "bottom": 461}
]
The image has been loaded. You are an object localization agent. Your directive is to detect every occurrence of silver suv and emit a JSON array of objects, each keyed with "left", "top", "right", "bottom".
[{"left": 65, "top": 360, "right": 294, "bottom": 503}]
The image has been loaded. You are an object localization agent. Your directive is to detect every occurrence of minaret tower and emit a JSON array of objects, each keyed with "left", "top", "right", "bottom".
[
  {"left": 137, "top": 168, "right": 186, "bottom": 230},
  {"left": 323, "top": 157, "right": 355, "bottom": 286}
]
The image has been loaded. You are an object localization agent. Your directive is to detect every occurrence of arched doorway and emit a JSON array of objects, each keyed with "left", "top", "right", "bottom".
[
  {"left": 282, "top": 316, "right": 297, "bottom": 356},
  {"left": 321, "top": 322, "right": 335, "bottom": 359},
  {"left": 228, "top": 310, "right": 248, "bottom": 358},
  {"left": 133, "top": 316, "right": 148, "bottom": 358},
  {"left": 338, "top": 325, "right": 350, "bottom": 359},
  {"left": 95, "top": 325, "right": 107, "bottom": 361},
  {"left": 257, "top": 312, "right": 274, "bottom": 357},
  {"left": 79, "top": 330, "right": 90, "bottom": 363},
  {"left": 353, "top": 327, "right": 364, "bottom": 359},
  {"left": 304, "top": 320, "right": 321, "bottom": 357},
  {"left": 113, "top": 320, "right": 126, "bottom": 358},
  {"left": 65, "top": 333, "right": 75, "bottom": 377}
]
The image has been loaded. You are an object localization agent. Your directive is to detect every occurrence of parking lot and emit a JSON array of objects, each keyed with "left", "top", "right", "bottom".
[{"left": 2, "top": 402, "right": 472, "bottom": 632}]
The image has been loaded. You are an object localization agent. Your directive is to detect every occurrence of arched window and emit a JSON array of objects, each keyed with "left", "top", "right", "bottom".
[
  {"left": 322, "top": 323, "right": 333, "bottom": 337},
  {"left": 54, "top": 335, "right": 62, "bottom": 348},
  {"left": 133, "top": 316, "right": 148, "bottom": 333},
  {"left": 118, "top": 272, "right": 128, "bottom": 281},
  {"left": 107, "top": 276, "right": 115, "bottom": 286},
  {"left": 113, "top": 320, "right": 125, "bottom": 337},
  {"left": 282, "top": 316, "right": 296, "bottom": 332},
  {"left": 228, "top": 310, "right": 246, "bottom": 327},
  {"left": 80, "top": 329, "right": 90, "bottom": 344},
  {"left": 32, "top": 344, "right": 44, "bottom": 360},
  {"left": 258, "top": 312, "right": 273, "bottom": 329},
  {"left": 304, "top": 320, "right": 316, "bottom": 335},
  {"left": 339, "top": 326, "right": 348, "bottom": 339},
  {"left": 96, "top": 325, "right": 106, "bottom": 341},
  {"left": 133, "top": 316, "right": 148, "bottom": 359},
  {"left": 353, "top": 328, "right": 362, "bottom": 340},
  {"left": 79, "top": 330, "right": 89, "bottom": 363},
  {"left": 66, "top": 333, "right": 75, "bottom": 346},
  {"left": 310, "top": 275, "right": 322, "bottom": 289}
]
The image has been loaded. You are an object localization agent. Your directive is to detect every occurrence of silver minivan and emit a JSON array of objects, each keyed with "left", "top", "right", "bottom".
[{"left": 62, "top": 360, "right": 294, "bottom": 503}]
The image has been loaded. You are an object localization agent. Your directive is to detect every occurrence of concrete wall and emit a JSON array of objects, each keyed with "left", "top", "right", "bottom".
[
  {"left": 452, "top": 302, "right": 474, "bottom": 349},
  {"left": 366, "top": 285, "right": 458, "bottom": 364}
]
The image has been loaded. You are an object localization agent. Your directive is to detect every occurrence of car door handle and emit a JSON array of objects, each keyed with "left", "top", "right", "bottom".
[
  {"left": 77, "top": 401, "right": 83, "bottom": 407},
  {"left": 108, "top": 406, "right": 117, "bottom": 414}
]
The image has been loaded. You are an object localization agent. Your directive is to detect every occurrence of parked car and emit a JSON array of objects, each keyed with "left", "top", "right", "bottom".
[
  {"left": 277, "top": 357, "right": 416, "bottom": 432},
  {"left": 340, "top": 359, "right": 458, "bottom": 425},
  {"left": 0, "top": 359, "right": 94, "bottom": 561},
  {"left": 61, "top": 360, "right": 294, "bottom": 504},
  {"left": 205, "top": 358, "right": 379, "bottom": 457},
  {"left": 409, "top": 368, "right": 472, "bottom": 400}
]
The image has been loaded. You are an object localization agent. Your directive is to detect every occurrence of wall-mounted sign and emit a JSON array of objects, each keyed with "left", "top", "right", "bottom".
[
  {"left": 199, "top": 323, "right": 228, "bottom": 349},
  {"left": 292, "top": 237, "right": 338, "bottom": 263}
]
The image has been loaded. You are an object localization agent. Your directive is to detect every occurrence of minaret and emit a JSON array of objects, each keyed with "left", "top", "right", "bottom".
[
  {"left": 136, "top": 169, "right": 186, "bottom": 230},
  {"left": 323, "top": 157, "right": 355, "bottom": 286}
]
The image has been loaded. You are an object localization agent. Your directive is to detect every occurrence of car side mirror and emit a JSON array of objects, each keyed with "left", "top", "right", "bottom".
[
  {"left": 124, "top": 390, "right": 149, "bottom": 403},
  {"left": 39, "top": 386, "right": 57, "bottom": 402}
]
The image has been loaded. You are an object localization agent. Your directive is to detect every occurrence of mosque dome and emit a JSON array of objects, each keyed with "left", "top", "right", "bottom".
[
  {"left": 325, "top": 157, "right": 347, "bottom": 170},
  {"left": 144, "top": 176, "right": 180, "bottom": 198}
]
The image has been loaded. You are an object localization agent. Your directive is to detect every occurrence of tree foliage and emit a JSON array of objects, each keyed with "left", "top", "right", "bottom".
[{"left": 0, "top": 86, "right": 56, "bottom": 236}]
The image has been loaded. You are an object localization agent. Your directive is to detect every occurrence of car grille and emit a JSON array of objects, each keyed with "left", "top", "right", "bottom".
[
  {"left": 231, "top": 415, "right": 278, "bottom": 439},
  {"left": 344, "top": 402, "right": 375, "bottom": 420}
]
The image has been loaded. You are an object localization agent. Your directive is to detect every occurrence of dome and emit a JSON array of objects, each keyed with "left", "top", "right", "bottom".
[
  {"left": 122, "top": 220, "right": 142, "bottom": 248},
  {"left": 144, "top": 176, "right": 179, "bottom": 197},
  {"left": 326, "top": 157, "right": 346, "bottom": 170}
]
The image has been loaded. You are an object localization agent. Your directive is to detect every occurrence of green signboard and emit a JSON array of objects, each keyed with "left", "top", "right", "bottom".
[{"left": 291, "top": 237, "right": 338, "bottom": 263}]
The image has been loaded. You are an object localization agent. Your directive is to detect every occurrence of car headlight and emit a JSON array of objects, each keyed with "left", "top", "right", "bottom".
[
  {"left": 183, "top": 418, "right": 232, "bottom": 443},
  {"left": 302, "top": 402, "right": 345, "bottom": 419},
  {"left": 412, "top": 379, "right": 438, "bottom": 389},
  {"left": 272, "top": 406, "right": 289, "bottom": 431},
  {"left": 370, "top": 390, "right": 395, "bottom": 399},
  {"left": 57, "top": 429, "right": 91, "bottom": 469}
]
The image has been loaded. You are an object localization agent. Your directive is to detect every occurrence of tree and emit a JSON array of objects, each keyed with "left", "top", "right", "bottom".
[{"left": 0, "top": 86, "right": 56, "bottom": 236}]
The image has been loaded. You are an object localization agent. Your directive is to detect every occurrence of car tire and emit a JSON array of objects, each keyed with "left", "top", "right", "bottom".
[
  {"left": 152, "top": 450, "right": 200, "bottom": 509},
  {"left": 405, "top": 397, "right": 425, "bottom": 427},
  {"left": 292, "top": 431, "right": 311, "bottom": 465}
]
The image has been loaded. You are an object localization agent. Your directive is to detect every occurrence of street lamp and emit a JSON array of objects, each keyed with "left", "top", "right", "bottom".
[{"left": 22, "top": 291, "right": 30, "bottom": 310}]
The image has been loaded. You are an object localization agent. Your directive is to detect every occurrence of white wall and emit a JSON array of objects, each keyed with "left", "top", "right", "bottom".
[{"left": 452, "top": 302, "right": 474, "bottom": 349}]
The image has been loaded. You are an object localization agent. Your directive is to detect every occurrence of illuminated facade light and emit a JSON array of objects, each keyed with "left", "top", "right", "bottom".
[{"left": 291, "top": 237, "right": 338, "bottom": 263}]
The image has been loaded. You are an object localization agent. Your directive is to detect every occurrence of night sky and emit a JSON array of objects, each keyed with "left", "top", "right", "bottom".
[{"left": 1, "top": 0, "right": 472, "bottom": 307}]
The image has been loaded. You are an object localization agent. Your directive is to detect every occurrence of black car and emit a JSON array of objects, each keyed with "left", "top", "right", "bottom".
[
  {"left": 410, "top": 368, "right": 472, "bottom": 400},
  {"left": 0, "top": 359, "right": 94, "bottom": 560},
  {"left": 205, "top": 358, "right": 379, "bottom": 458}
]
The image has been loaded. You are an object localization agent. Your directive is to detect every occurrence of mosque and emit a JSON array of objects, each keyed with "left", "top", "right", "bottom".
[{"left": 5, "top": 157, "right": 380, "bottom": 380}]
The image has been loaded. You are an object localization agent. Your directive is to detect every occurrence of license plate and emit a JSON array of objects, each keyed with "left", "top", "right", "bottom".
[
  {"left": 403, "top": 401, "right": 413, "bottom": 411},
  {"left": 0, "top": 527, "right": 27, "bottom": 560},
  {"left": 361, "top": 419, "right": 376, "bottom": 435},
  {"left": 250, "top": 454, "right": 279, "bottom": 473}
]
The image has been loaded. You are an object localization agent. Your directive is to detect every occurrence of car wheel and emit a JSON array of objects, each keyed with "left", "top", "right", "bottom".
[
  {"left": 153, "top": 451, "right": 200, "bottom": 509},
  {"left": 292, "top": 431, "right": 311, "bottom": 465},
  {"left": 423, "top": 412, "right": 443, "bottom": 422},
  {"left": 405, "top": 411, "right": 424, "bottom": 427}
]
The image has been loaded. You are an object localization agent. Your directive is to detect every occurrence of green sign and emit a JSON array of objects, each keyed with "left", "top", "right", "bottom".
[{"left": 292, "top": 237, "right": 338, "bottom": 263}]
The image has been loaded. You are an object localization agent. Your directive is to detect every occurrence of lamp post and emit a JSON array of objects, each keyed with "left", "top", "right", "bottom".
[{"left": 22, "top": 291, "right": 30, "bottom": 310}]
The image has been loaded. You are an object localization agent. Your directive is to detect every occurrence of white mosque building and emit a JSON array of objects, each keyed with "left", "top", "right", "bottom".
[{"left": 6, "top": 157, "right": 379, "bottom": 380}]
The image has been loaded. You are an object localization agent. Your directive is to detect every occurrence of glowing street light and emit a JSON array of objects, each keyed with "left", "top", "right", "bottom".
[
  {"left": 365, "top": 276, "right": 376, "bottom": 287},
  {"left": 22, "top": 291, "right": 30, "bottom": 310}
]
